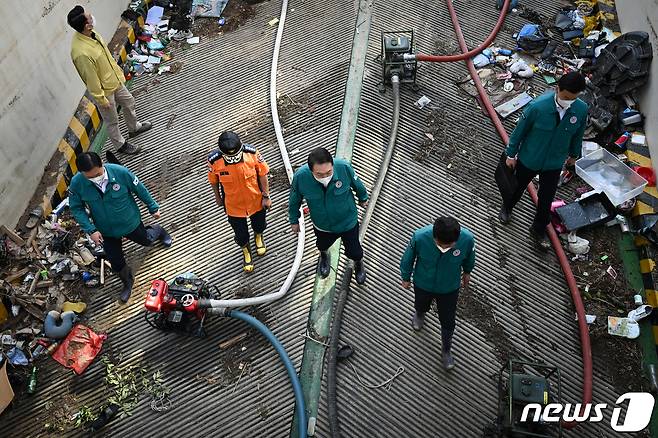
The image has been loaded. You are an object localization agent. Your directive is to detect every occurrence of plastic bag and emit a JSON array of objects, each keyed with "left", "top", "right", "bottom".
[
  {"left": 52, "top": 325, "right": 106, "bottom": 375},
  {"left": 517, "top": 24, "right": 549, "bottom": 53}
]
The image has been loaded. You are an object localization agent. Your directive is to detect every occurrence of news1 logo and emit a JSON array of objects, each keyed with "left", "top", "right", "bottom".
[{"left": 520, "top": 393, "right": 655, "bottom": 432}]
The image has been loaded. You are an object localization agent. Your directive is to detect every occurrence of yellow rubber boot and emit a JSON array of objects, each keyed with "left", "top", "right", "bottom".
[
  {"left": 255, "top": 233, "right": 267, "bottom": 256},
  {"left": 242, "top": 245, "right": 254, "bottom": 273}
]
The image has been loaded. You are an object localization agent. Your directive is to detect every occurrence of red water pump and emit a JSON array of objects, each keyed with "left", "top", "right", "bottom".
[{"left": 144, "top": 275, "right": 218, "bottom": 336}]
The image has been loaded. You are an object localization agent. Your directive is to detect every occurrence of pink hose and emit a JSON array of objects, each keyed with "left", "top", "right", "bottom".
[{"left": 420, "top": 0, "right": 593, "bottom": 428}]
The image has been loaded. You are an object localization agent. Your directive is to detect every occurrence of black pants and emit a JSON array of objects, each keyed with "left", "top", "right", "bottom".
[
  {"left": 103, "top": 222, "right": 161, "bottom": 272},
  {"left": 313, "top": 224, "right": 363, "bottom": 261},
  {"left": 414, "top": 286, "right": 459, "bottom": 353},
  {"left": 227, "top": 209, "right": 267, "bottom": 247},
  {"left": 505, "top": 160, "right": 561, "bottom": 236}
]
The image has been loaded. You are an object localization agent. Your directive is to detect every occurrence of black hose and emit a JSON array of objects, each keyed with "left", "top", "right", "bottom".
[{"left": 327, "top": 76, "right": 401, "bottom": 437}]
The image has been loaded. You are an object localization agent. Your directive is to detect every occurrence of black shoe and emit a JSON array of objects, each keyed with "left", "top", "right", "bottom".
[
  {"left": 128, "top": 121, "right": 152, "bottom": 138},
  {"left": 498, "top": 207, "right": 512, "bottom": 224},
  {"left": 159, "top": 227, "right": 173, "bottom": 248},
  {"left": 530, "top": 228, "right": 551, "bottom": 251},
  {"left": 354, "top": 260, "right": 366, "bottom": 285},
  {"left": 117, "top": 141, "right": 141, "bottom": 155},
  {"left": 118, "top": 265, "right": 134, "bottom": 303},
  {"left": 318, "top": 251, "right": 330, "bottom": 278}
]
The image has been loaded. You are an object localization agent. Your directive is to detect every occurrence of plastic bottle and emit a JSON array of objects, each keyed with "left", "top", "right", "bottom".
[{"left": 27, "top": 366, "right": 37, "bottom": 394}]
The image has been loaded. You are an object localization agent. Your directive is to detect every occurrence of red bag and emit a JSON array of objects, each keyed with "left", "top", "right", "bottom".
[{"left": 52, "top": 325, "right": 106, "bottom": 375}]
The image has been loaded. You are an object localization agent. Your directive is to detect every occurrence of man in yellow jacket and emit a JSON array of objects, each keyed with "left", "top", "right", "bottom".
[{"left": 67, "top": 6, "right": 151, "bottom": 155}]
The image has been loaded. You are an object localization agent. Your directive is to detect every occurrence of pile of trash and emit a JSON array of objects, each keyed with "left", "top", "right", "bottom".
[
  {"left": 456, "top": 1, "right": 657, "bottom": 342},
  {"left": 0, "top": 200, "right": 108, "bottom": 414}
]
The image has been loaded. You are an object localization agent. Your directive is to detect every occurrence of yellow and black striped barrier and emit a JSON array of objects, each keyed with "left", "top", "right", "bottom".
[
  {"left": 625, "top": 141, "right": 658, "bottom": 348},
  {"left": 44, "top": 10, "right": 146, "bottom": 217}
]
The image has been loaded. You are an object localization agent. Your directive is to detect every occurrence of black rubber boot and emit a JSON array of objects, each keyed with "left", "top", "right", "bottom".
[
  {"left": 498, "top": 206, "right": 512, "bottom": 224},
  {"left": 118, "top": 265, "right": 134, "bottom": 304},
  {"left": 147, "top": 225, "right": 173, "bottom": 248},
  {"left": 354, "top": 259, "right": 366, "bottom": 285},
  {"left": 318, "top": 251, "right": 330, "bottom": 278}
]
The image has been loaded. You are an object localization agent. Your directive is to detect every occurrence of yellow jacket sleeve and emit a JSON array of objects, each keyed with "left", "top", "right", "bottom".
[{"left": 73, "top": 55, "right": 108, "bottom": 105}]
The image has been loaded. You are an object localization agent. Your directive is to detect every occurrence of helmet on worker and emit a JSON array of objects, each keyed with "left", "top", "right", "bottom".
[{"left": 218, "top": 131, "right": 245, "bottom": 164}]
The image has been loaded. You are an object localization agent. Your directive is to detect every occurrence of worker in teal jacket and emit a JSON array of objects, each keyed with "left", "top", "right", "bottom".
[
  {"left": 500, "top": 72, "right": 588, "bottom": 250},
  {"left": 400, "top": 217, "right": 475, "bottom": 370},
  {"left": 289, "top": 147, "right": 369, "bottom": 284},
  {"left": 69, "top": 152, "right": 172, "bottom": 303}
]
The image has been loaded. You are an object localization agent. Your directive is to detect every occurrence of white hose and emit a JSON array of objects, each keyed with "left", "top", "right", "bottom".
[{"left": 207, "top": 0, "right": 306, "bottom": 309}]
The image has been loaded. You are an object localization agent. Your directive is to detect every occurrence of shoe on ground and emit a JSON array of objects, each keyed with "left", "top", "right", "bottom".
[
  {"left": 242, "top": 245, "right": 254, "bottom": 273},
  {"left": 530, "top": 228, "right": 551, "bottom": 251},
  {"left": 172, "top": 30, "right": 193, "bottom": 41},
  {"left": 128, "top": 121, "right": 153, "bottom": 138},
  {"left": 442, "top": 351, "right": 455, "bottom": 370},
  {"left": 118, "top": 265, "right": 134, "bottom": 304},
  {"left": 160, "top": 227, "right": 173, "bottom": 248},
  {"left": 412, "top": 311, "right": 425, "bottom": 331},
  {"left": 117, "top": 141, "right": 141, "bottom": 155},
  {"left": 498, "top": 207, "right": 511, "bottom": 224},
  {"left": 318, "top": 251, "right": 330, "bottom": 278},
  {"left": 354, "top": 260, "right": 366, "bottom": 285},
  {"left": 255, "top": 233, "right": 266, "bottom": 256}
]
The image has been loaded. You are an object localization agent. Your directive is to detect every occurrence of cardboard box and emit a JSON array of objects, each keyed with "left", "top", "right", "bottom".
[{"left": 0, "top": 359, "right": 14, "bottom": 414}]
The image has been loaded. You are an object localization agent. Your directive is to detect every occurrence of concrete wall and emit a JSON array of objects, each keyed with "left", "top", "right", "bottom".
[
  {"left": 0, "top": 0, "right": 128, "bottom": 228},
  {"left": 616, "top": 0, "right": 658, "bottom": 171}
]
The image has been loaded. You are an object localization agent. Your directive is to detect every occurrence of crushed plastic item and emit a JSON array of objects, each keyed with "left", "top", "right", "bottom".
[
  {"left": 158, "top": 65, "right": 171, "bottom": 74},
  {"left": 628, "top": 305, "right": 653, "bottom": 323},
  {"left": 608, "top": 316, "right": 640, "bottom": 339},
  {"left": 7, "top": 347, "right": 29, "bottom": 366},
  {"left": 218, "top": 17, "right": 226, "bottom": 26},
  {"left": 503, "top": 82, "right": 514, "bottom": 92},
  {"left": 631, "top": 133, "right": 646, "bottom": 146},
  {"left": 600, "top": 255, "right": 609, "bottom": 261},
  {"left": 415, "top": 95, "right": 431, "bottom": 109},
  {"left": 147, "top": 39, "right": 165, "bottom": 50},
  {"left": 268, "top": 17, "right": 280, "bottom": 26},
  {"left": 62, "top": 302, "right": 87, "bottom": 314},
  {"left": 473, "top": 53, "right": 492, "bottom": 68},
  {"left": 576, "top": 314, "right": 596, "bottom": 324},
  {"left": 52, "top": 325, "right": 106, "bottom": 375},
  {"left": 567, "top": 232, "right": 590, "bottom": 255},
  {"left": 186, "top": 36, "right": 200, "bottom": 44},
  {"left": 542, "top": 74, "right": 556, "bottom": 84},
  {"left": 581, "top": 141, "right": 600, "bottom": 157},
  {"left": 1, "top": 335, "right": 17, "bottom": 346},
  {"left": 634, "top": 295, "right": 643, "bottom": 306},
  {"left": 606, "top": 266, "right": 617, "bottom": 279},
  {"left": 145, "top": 6, "right": 164, "bottom": 25}
]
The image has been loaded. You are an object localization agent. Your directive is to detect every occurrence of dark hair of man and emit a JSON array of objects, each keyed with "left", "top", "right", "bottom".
[
  {"left": 67, "top": 5, "right": 87, "bottom": 33},
  {"left": 433, "top": 217, "right": 461, "bottom": 243},
  {"left": 76, "top": 152, "right": 103, "bottom": 172},
  {"left": 557, "top": 71, "right": 586, "bottom": 93},
  {"left": 307, "top": 147, "right": 333, "bottom": 171},
  {"left": 217, "top": 131, "right": 242, "bottom": 153}
]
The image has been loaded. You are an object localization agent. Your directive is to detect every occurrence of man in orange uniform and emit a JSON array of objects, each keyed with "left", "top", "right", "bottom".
[{"left": 207, "top": 131, "right": 271, "bottom": 272}]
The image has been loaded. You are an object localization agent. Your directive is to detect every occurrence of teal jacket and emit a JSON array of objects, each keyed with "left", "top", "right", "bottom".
[
  {"left": 69, "top": 164, "right": 159, "bottom": 238},
  {"left": 288, "top": 159, "right": 368, "bottom": 233},
  {"left": 505, "top": 91, "right": 588, "bottom": 171},
  {"left": 400, "top": 225, "right": 476, "bottom": 294}
]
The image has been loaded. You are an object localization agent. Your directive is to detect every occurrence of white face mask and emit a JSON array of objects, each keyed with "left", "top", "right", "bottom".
[
  {"left": 436, "top": 243, "right": 451, "bottom": 253},
  {"left": 556, "top": 97, "right": 575, "bottom": 109},
  {"left": 314, "top": 174, "right": 333, "bottom": 187},
  {"left": 88, "top": 169, "right": 104, "bottom": 185},
  {"left": 90, "top": 15, "right": 97, "bottom": 28}
]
